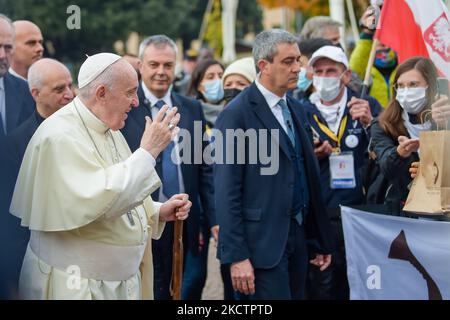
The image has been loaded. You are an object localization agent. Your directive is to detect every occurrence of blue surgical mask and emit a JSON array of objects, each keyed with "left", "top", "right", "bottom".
[
  {"left": 297, "top": 68, "right": 313, "bottom": 92},
  {"left": 203, "top": 79, "right": 224, "bottom": 103}
]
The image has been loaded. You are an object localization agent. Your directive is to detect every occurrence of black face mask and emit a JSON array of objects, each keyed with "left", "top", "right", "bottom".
[{"left": 223, "top": 88, "right": 242, "bottom": 104}]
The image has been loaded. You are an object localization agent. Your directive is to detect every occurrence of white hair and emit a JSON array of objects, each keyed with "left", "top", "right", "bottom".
[
  {"left": 78, "top": 63, "right": 119, "bottom": 99},
  {"left": 300, "top": 16, "right": 342, "bottom": 41},
  {"left": 28, "top": 58, "right": 69, "bottom": 92},
  {"left": 0, "top": 13, "right": 15, "bottom": 36}
]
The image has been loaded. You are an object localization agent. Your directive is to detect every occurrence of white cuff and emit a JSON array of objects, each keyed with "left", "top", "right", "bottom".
[{"left": 137, "top": 147, "right": 156, "bottom": 167}]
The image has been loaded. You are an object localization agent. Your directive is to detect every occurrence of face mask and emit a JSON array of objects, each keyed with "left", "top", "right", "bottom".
[
  {"left": 203, "top": 79, "right": 224, "bottom": 103},
  {"left": 297, "top": 68, "right": 313, "bottom": 92},
  {"left": 223, "top": 88, "right": 242, "bottom": 104},
  {"left": 374, "top": 48, "right": 397, "bottom": 69},
  {"left": 396, "top": 87, "right": 428, "bottom": 114},
  {"left": 313, "top": 74, "right": 344, "bottom": 102}
]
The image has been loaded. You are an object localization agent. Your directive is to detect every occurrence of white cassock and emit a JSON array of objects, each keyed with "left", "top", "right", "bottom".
[{"left": 10, "top": 96, "right": 165, "bottom": 300}]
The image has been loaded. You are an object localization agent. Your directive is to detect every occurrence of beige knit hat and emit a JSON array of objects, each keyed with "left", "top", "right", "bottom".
[{"left": 222, "top": 57, "right": 257, "bottom": 86}]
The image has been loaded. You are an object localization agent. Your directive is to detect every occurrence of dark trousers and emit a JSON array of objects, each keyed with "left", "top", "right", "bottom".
[
  {"left": 153, "top": 221, "right": 210, "bottom": 300},
  {"left": 249, "top": 220, "right": 308, "bottom": 300},
  {"left": 306, "top": 217, "right": 349, "bottom": 300},
  {"left": 181, "top": 228, "right": 210, "bottom": 300},
  {"left": 220, "top": 263, "right": 237, "bottom": 300},
  {"left": 152, "top": 221, "right": 174, "bottom": 300}
]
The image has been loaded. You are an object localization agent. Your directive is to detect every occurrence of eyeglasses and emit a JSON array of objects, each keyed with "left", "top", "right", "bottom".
[{"left": 393, "top": 81, "right": 423, "bottom": 90}]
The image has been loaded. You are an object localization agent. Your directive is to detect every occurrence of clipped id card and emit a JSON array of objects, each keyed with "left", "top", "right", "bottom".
[{"left": 329, "top": 152, "right": 356, "bottom": 189}]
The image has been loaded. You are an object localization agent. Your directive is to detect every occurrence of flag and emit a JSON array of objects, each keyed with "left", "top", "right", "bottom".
[
  {"left": 375, "top": 0, "right": 450, "bottom": 79},
  {"left": 342, "top": 206, "right": 450, "bottom": 300}
]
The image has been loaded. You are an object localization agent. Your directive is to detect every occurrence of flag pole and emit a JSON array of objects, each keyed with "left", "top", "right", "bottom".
[{"left": 360, "top": 38, "right": 379, "bottom": 99}]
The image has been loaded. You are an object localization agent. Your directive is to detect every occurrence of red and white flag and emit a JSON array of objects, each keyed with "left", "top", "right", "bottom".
[{"left": 375, "top": 0, "right": 450, "bottom": 79}]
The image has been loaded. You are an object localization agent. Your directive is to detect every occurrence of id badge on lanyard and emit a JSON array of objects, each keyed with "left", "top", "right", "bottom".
[{"left": 329, "top": 151, "right": 356, "bottom": 189}]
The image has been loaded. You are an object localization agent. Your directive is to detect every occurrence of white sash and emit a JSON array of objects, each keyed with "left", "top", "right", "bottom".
[{"left": 30, "top": 231, "right": 146, "bottom": 281}]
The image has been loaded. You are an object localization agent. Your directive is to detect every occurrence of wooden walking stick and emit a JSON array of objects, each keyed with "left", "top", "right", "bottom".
[{"left": 170, "top": 219, "right": 184, "bottom": 300}]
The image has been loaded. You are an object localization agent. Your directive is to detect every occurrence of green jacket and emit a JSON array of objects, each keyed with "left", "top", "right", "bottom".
[{"left": 349, "top": 34, "right": 397, "bottom": 108}]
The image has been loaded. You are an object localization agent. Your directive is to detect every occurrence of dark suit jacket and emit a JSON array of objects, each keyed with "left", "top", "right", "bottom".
[
  {"left": 0, "top": 110, "right": 41, "bottom": 299},
  {"left": 1, "top": 73, "right": 35, "bottom": 136},
  {"left": 214, "top": 83, "right": 333, "bottom": 269},
  {"left": 2, "top": 111, "right": 44, "bottom": 199},
  {"left": 121, "top": 85, "right": 215, "bottom": 254}
]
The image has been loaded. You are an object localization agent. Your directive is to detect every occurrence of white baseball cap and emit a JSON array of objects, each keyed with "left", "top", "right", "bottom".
[{"left": 309, "top": 46, "right": 349, "bottom": 69}]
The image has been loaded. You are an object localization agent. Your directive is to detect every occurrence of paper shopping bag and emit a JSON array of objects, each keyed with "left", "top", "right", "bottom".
[{"left": 404, "top": 130, "right": 450, "bottom": 216}]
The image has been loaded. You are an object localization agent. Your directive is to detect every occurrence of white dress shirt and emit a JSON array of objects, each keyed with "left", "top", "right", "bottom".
[
  {"left": 9, "top": 67, "right": 26, "bottom": 81},
  {"left": 255, "top": 77, "right": 289, "bottom": 134}
]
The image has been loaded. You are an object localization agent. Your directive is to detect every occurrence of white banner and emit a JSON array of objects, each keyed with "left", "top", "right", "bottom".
[{"left": 341, "top": 206, "right": 450, "bottom": 300}]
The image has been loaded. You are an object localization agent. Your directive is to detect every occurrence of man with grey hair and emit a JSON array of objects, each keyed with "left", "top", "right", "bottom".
[
  {"left": 215, "top": 29, "right": 333, "bottom": 299},
  {"left": 9, "top": 53, "right": 191, "bottom": 299},
  {"left": 0, "top": 14, "right": 35, "bottom": 137},
  {"left": 300, "top": 16, "right": 342, "bottom": 45},
  {"left": 0, "top": 58, "right": 73, "bottom": 299},
  {"left": 121, "top": 35, "right": 215, "bottom": 300}
]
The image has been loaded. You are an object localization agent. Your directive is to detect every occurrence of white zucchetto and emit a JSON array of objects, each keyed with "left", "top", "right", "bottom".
[{"left": 78, "top": 53, "right": 122, "bottom": 89}]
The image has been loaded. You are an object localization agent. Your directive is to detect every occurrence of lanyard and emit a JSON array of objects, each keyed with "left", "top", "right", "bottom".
[{"left": 313, "top": 114, "right": 348, "bottom": 152}]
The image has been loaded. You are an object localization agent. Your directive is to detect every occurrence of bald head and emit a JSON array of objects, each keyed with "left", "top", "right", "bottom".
[
  {"left": 11, "top": 20, "right": 44, "bottom": 79},
  {"left": 28, "top": 58, "right": 74, "bottom": 118},
  {"left": 0, "top": 15, "right": 15, "bottom": 77}
]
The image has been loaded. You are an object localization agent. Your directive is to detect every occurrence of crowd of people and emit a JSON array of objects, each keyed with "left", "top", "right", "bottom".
[{"left": 0, "top": 5, "right": 449, "bottom": 300}]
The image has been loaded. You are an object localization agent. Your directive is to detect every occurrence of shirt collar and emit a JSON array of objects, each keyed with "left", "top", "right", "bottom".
[
  {"left": 74, "top": 96, "right": 109, "bottom": 134},
  {"left": 255, "top": 77, "right": 287, "bottom": 109},
  {"left": 141, "top": 81, "right": 172, "bottom": 108},
  {"left": 0, "top": 77, "right": 4, "bottom": 91},
  {"left": 9, "top": 67, "right": 27, "bottom": 81}
]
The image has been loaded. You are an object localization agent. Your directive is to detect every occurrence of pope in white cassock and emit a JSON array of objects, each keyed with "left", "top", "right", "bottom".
[{"left": 9, "top": 53, "right": 191, "bottom": 300}]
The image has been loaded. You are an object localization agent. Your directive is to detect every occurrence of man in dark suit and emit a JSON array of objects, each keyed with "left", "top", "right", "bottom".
[
  {"left": 214, "top": 29, "right": 333, "bottom": 300},
  {"left": 0, "top": 15, "right": 35, "bottom": 137},
  {"left": 0, "top": 58, "right": 73, "bottom": 299},
  {"left": 121, "top": 35, "right": 215, "bottom": 300}
]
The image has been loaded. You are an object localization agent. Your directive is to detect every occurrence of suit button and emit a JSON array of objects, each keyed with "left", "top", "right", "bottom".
[{"left": 289, "top": 182, "right": 294, "bottom": 188}]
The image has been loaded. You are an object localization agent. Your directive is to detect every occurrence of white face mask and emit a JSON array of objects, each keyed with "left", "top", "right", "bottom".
[
  {"left": 313, "top": 74, "right": 344, "bottom": 102},
  {"left": 396, "top": 87, "right": 428, "bottom": 114}
]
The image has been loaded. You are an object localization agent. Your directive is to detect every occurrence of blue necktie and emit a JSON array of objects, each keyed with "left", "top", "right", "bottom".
[
  {"left": 278, "top": 99, "right": 295, "bottom": 147},
  {"left": 155, "top": 100, "right": 180, "bottom": 198},
  {"left": 279, "top": 99, "right": 305, "bottom": 226}
]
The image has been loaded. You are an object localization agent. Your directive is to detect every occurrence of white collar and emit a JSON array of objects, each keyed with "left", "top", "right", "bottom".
[
  {"left": 74, "top": 96, "right": 109, "bottom": 134},
  {"left": 315, "top": 89, "right": 348, "bottom": 134},
  {"left": 255, "top": 77, "right": 287, "bottom": 109},
  {"left": 0, "top": 77, "right": 4, "bottom": 91},
  {"left": 141, "top": 81, "right": 172, "bottom": 108},
  {"left": 9, "top": 67, "right": 26, "bottom": 81}
]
